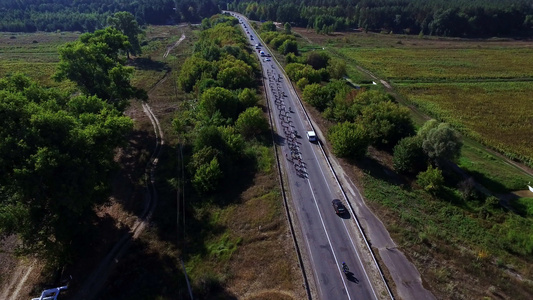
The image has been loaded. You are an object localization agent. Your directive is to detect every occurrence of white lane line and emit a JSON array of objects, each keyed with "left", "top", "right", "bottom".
[
  {"left": 307, "top": 139, "right": 379, "bottom": 299},
  {"left": 341, "top": 218, "right": 379, "bottom": 299},
  {"left": 306, "top": 179, "right": 352, "bottom": 300}
]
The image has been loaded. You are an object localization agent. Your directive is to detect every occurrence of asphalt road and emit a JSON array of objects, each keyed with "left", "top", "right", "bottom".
[{"left": 232, "top": 13, "right": 383, "bottom": 300}]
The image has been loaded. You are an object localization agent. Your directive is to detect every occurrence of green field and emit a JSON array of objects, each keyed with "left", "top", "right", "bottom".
[
  {"left": 338, "top": 46, "right": 533, "bottom": 81},
  {"left": 323, "top": 33, "right": 533, "bottom": 168},
  {"left": 0, "top": 32, "right": 79, "bottom": 87},
  {"left": 397, "top": 81, "right": 533, "bottom": 166}
]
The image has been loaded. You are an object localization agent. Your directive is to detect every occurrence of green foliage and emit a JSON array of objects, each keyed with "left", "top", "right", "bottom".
[
  {"left": 199, "top": 87, "right": 240, "bottom": 122},
  {"left": 296, "top": 77, "right": 309, "bottom": 90},
  {"left": 285, "top": 52, "right": 299, "bottom": 64},
  {"left": 178, "top": 56, "right": 215, "bottom": 93},
  {"left": 302, "top": 83, "right": 327, "bottom": 111},
  {"left": 359, "top": 100, "right": 415, "bottom": 148},
  {"left": 55, "top": 27, "right": 146, "bottom": 109},
  {"left": 238, "top": 88, "right": 259, "bottom": 108},
  {"left": 232, "top": 0, "right": 533, "bottom": 38},
  {"left": 235, "top": 107, "right": 269, "bottom": 139},
  {"left": 192, "top": 157, "right": 223, "bottom": 194},
  {"left": 306, "top": 52, "right": 330, "bottom": 70},
  {"left": 216, "top": 57, "right": 253, "bottom": 90},
  {"left": 421, "top": 121, "right": 462, "bottom": 162},
  {"left": 279, "top": 39, "right": 298, "bottom": 55},
  {"left": 327, "top": 58, "right": 347, "bottom": 79},
  {"left": 0, "top": 74, "right": 132, "bottom": 264},
  {"left": 261, "top": 21, "right": 276, "bottom": 32},
  {"left": 393, "top": 136, "right": 427, "bottom": 174},
  {"left": 107, "top": 11, "right": 142, "bottom": 57},
  {"left": 417, "top": 165, "right": 444, "bottom": 194},
  {"left": 284, "top": 22, "right": 292, "bottom": 34},
  {"left": 0, "top": 0, "right": 220, "bottom": 32},
  {"left": 328, "top": 121, "right": 370, "bottom": 158}
]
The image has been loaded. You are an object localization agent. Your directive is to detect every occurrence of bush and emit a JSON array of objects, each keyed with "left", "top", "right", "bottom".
[
  {"left": 417, "top": 165, "right": 444, "bottom": 194},
  {"left": 328, "top": 121, "right": 370, "bottom": 158},
  {"left": 296, "top": 77, "right": 309, "bottom": 90},
  {"left": 393, "top": 136, "right": 426, "bottom": 174}
]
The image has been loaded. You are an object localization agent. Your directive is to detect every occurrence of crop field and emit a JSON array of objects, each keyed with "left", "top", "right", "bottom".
[
  {"left": 309, "top": 31, "right": 533, "bottom": 167},
  {"left": 0, "top": 31, "right": 79, "bottom": 86},
  {"left": 397, "top": 81, "right": 533, "bottom": 165},
  {"left": 336, "top": 46, "right": 533, "bottom": 81}
]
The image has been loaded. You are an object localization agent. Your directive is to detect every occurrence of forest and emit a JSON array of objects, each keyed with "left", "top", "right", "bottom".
[
  {"left": 2, "top": 0, "right": 533, "bottom": 37},
  {"left": 226, "top": 0, "right": 533, "bottom": 37},
  {"left": 0, "top": 0, "right": 220, "bottom": 32}
]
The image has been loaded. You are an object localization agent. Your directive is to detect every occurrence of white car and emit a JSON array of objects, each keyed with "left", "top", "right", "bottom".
[{"left": 264, "top": 58, "right": 271, "bottom": 62}]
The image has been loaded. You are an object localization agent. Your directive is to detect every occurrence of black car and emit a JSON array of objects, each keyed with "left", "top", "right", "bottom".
[{"left": 332, "top": 199, "right": 346, "bottom": 215}]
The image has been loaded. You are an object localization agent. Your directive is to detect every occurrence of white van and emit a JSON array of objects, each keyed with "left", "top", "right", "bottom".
[{"left": 307, "top": 131, "right": 317, "bottom": 142}]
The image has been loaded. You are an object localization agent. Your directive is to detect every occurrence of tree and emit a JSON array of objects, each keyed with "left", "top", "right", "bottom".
[
  {"left": 178, "top": 56, "right": 215, "bottom": 93},
  {"left": 327, "top": 58, "right": 347, "bottom": 79},
  {"left": 279, "top": 39, "right": 298, "bottom": 55},
  {"left": 417, "top": 165, "right": 444, "bottom": 194},
  {"left": 328, "top": 121, "right": 370, "bottom": 158},
  {"left": 261, "top": 21, "right": 276, "bottom": 31},
  {"left": 284, "top": 22, "right": 292, "bottom": 34},
  {"left": 306, "top": 52, "right": 330, "bottom": 70},
  {"left": 0, "top": 74, "right": 133, "bottom": 264},
  {"left": 217, "top": 66, "right": 251, "bottom": 90},
  {"left": 302, "top": 83, "right": 330, "bottom": 111},
  {"left": 107, "top": 11, "right": 143, "bottom": 59},
  {"left": 393, "top": 136, "right": 427, "bottom": 174},
  {"left": 421, "top": 122, "right": 462, "bottom": 162},
  {"left": 359, "top": 100, "right": 415, "bottom": 149},
  {"left": 199, "top": 87, "right": 240, "bottom": 121},
  {"left": 55, "top": 27, "right": 146, "bottom": 110},
  {"left": 192, "top": 157, "right": 223, "bottom": 194},
  {"left": 235, "top": 107, "right": 269, "bottom": 139},
  {"left": 238, "top": 88, "right": 259, "bottom": 108}
]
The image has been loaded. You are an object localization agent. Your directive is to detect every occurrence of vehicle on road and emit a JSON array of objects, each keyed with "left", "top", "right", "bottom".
[
  {"left": 307, "top": 130, "right": 317, "bottom": 142},
  {"left": 332, "top": 199, "right": 346, "bottom": 215},
  {"left": 264, "top": 58, "right": 271, "bottom": 61}
]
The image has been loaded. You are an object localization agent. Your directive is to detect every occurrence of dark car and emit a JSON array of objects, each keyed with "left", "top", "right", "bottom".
[{"left": 332, "top": 199, "right": 346, "bottom": 215}]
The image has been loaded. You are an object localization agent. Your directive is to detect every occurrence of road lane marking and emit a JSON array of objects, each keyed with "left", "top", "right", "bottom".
[
  {"left": 308, "top": 147, "right": 379, "bottom": 299},
  {"left": 306, "top": 179, "right": 353, "bottom": 300}
]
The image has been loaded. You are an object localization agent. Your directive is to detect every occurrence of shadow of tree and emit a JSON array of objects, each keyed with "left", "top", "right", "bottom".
[
  {"left": 132, "top": 57, "right": 170, "bottom": 72},
  {"left": 97, "top": 238, "right": 238, "bottom": 300}
]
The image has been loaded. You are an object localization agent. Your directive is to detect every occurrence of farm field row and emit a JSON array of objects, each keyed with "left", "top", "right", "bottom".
[
  {"left": 397, "top": 81, "right": 533, "bottom": 166},
  {"left": 337, "top": 46, "right": 533, "bottom": 81},
  {"left": 317, "top": 32, "right": 533, "bottom": 167}
]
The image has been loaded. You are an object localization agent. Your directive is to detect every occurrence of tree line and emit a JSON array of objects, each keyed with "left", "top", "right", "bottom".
[
  {"left": 0, "top": 0, "right": 220, "bottom": 32},
  {"left": 174, "top": 14, "right": 270, "bottom": 195},
  {"left": 225, "top": 0, "right": 533, "bottom": 37},
  {"left": 0, "top": 12, "right": 145, "bottom": 265}
]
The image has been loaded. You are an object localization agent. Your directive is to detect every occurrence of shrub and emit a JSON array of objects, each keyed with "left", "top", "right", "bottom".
[{"left": 417, "top": 165, "right": 444, "bottom": 194}]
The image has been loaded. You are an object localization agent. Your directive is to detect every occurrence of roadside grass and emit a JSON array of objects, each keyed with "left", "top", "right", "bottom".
[
  {"left": 363, "top": 175, "right": 533, "bottom": 299},
  {"left": 509, "top": 197, "right": 533, "bottom": 216},
  {"left": 459, "top": 140, "right": 533, "bottom": 193},
  {"left": 397, "top": 81, "right": 533, "bottom": 167}
]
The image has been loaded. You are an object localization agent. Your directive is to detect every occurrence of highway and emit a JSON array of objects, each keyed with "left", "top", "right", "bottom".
[{"left": 231, "top": 12, "right": 386, "bottom": 300}]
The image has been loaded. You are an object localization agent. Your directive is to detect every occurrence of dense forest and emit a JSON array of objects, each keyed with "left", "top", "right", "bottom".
[
  {"left": 225, "top": 0, "right": 533, "bottom": 37},
  {"left": 2, "top": 0, "right": 533, "bottom": 37},
  {"left": 0, "top": 0, "right": 220, "bottom": 32}
]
